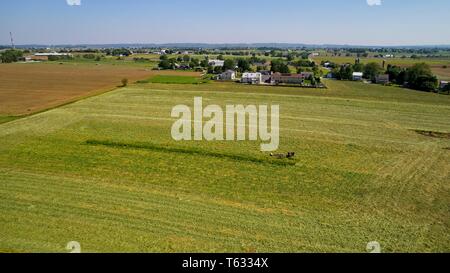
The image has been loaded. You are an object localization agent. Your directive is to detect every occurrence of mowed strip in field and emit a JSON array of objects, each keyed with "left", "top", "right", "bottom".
[
  {"left": 0, "top": 80, "right": 449, "bottom": 252},
  {"left": 0, "top": 63, "right": 200, "bottom": 116}
]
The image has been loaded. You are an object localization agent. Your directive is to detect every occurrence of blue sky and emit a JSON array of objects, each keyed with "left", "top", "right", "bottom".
[{"left": 1, "top": 0, "right": 449, "bottom": 45}]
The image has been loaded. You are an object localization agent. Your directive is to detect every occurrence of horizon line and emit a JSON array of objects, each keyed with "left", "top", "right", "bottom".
[{"left": 3, "top": 42, "right": 450, "bottom": 49}]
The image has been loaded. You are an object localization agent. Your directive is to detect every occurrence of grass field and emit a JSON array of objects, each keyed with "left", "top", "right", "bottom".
[
  {"left": 0, "top": 63, "right": 200, "bottom": 119},
  {"left": 144, "top": 75, "right": 208, "bottom": 84},
  {"left": 0, "top": 79, "right": 449, "bottom": 253}
]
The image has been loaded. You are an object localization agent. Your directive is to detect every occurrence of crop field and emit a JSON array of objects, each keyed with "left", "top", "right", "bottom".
[
  {"left": 0, "top": 63, "right": 200, "bottom": 118},
  {"left": 0, "top": 79, "right": 449, "bottom": 253}
]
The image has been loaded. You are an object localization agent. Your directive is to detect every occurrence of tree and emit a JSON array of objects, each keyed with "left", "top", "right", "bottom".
[
  {"left": 405, "top": 63, "right": 438, "bottom": 91},
  {"left": 158, "top": 58, "right": 176, "bottom": 70},
  {"left": 237, "top": 59, "right": 251, "bottom": 72},
  {"left": 412, "top": 75, "right": 438, "bottom": 92},
  {"left": 217, "top": 54, "right": 225, "bottom": 60},
  {"left": 182, "top": 55, "right": 190, "bottom": 63},
  {"left": 352, "top": 63, "right": 365, "bottom": 73},
  {"left": 200, "top": 59, "right": 209, "bottom": 68},
  {"left": 0, "top": 49, "right": 23, "bottom": 63},
  {"left": 339, "top": 65, "right": 353, "bottom": 80},
  {"left": 111, "top": 48, "right": 131, "bottom": 57},
  {"left": 364, "top": 62, "right": 383, "bottom": 82},
  {"left": 223, "top": 59, "right": 236, "bottom": 71},
  {"left": 386, "top": 64, "right": 403, "bottom": 84},
  {"left": 300, "top": 52, "right": 310, "bottom": 59},
  {"left": 331, "top": 67, "right": 341, "bottom": 80},
  {"left": 286, "top": 53, "right": 295, "bottom": 62},
  {"left": 189, "top": 58, "right": 200, "bottom": 68},
  {"left": 271, "top": 59, "right": 290, "bottom": 73},
  {"left": 406, "top": 63, "right": 432, "bottom": 84}
]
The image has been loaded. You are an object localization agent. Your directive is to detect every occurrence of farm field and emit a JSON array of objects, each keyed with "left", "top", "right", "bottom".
[
  {"left": 0, "top": 62, "right": 200, "bottom": 118},
  {"left": 311, "top": 56, "right": 450, "bottom": 80},
  {"left": 0, "top": 79, "right": 449, "bottom": 253}
]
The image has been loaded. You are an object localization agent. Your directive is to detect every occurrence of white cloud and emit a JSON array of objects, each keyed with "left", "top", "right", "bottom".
[
  {"left": 66, "top": 0, "right": 81, "bottom": 6},
  {"left": 367, "top": 0, "right": 382, "bottom": 6}
]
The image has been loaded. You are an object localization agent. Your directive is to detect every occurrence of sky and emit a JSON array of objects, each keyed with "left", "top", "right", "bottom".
[{"left": 1, "top": 0, "right": 449, "bottom": 46}]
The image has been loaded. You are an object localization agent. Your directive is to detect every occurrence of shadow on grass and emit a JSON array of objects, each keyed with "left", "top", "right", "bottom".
[
  {"left": 414, "top": 130, "right": 450, "bottom": 139},
  {"left": 85, "top": 140, "right": 296, "bottom": 167}
]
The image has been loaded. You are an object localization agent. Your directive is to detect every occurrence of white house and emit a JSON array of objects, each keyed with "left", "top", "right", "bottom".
[
  {"left": 208, "top": 60, "right": 225, "bottom": 67},
  {"left": 241, "top": 73, "right": 262, "bottom": 84},
  {"left": 440, "top": 80, "right": 449, "bottom": 89},
  {"left": 218, "top": 70, "right": 236, "bottom": 81},
  {"left": 352, "top": 72, "right": 363, "bottom": 81}
]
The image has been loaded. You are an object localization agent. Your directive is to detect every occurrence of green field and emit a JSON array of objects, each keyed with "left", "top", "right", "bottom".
[
  {"left": 146, "top": 75, "right": 208, "bottom": 84},
  {"left": 0, "top": 80, "right": 449, "bottom": 253}
]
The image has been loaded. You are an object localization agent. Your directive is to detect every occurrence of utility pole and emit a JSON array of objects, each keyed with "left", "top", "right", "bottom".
[{"left": 10, "top": 32, "right": 15, "bottom": 49}]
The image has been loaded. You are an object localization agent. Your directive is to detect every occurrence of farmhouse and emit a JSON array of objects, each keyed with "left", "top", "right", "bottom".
[
  {"left": 217, "top": 70, "right": 236, "bottom": 81},
  {"left": 272, "top": 72, "right": 311, "bottom": 85},
  {"left": 259, "top": 70, "right": 273, "bottom": 83},
  {"left": 440, "top": 81, "right": 449, "bottom": 89},
  {"left": 241, "top": 72, "right": 262, "bottom": 84},
  {"left": 376, "top": 74, "right": 390, "bottom": 84},
  {"left": 208, "top": 60, "right": 225, "bottom": 67},
  {"left": 352, "top": 72, "right": 363, "bottom": 81}
]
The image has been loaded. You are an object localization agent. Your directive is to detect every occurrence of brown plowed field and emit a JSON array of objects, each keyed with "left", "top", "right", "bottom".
[{"left": 0, "top": 63, "right": 199, "bottom": 116}]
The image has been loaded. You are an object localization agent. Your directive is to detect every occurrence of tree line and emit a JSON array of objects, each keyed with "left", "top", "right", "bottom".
[
  {"left": 330, "top": 61, "right": 440, "bottom": 92},
  {"left": 0, "top": 49, "right": 23, "bottom": 63}
]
